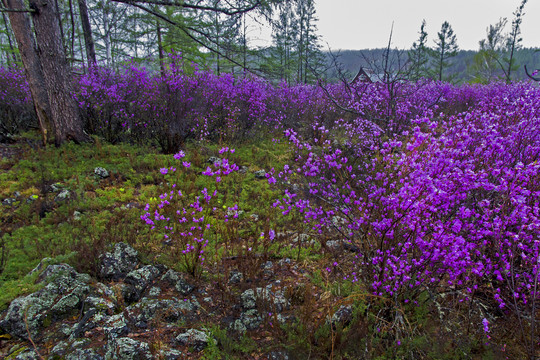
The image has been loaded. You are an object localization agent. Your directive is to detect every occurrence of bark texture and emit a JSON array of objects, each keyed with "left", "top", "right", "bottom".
[
  {"left": 29, "top": 0, "right": 89, "bottom": 145},
  {"left": 2, "top": 0, "right": 52, "bottom": 145}
]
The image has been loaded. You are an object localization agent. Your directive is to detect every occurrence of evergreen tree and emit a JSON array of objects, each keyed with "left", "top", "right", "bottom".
[
  {"left": 430, "top": 21, "right": 459, "bottom": 81},
  {"left": 407, "top": 19, "right": 428, "bottom": 81}
]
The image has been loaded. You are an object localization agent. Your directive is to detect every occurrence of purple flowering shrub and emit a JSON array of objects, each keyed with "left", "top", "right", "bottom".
[
  {"left": 0, "top": 67, "right": 34, "bottom": 136},
  {"left": 270, "top": 82, "right": 540, "bottom": 348}
]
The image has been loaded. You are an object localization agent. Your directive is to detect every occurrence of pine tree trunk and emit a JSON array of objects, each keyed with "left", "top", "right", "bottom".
[
  {"left": 2, "top": 0, "right": 52, "bottom": 145},
  {"left": 78, "top": 0, "right": 97, "bottom": 65},
  {"left": 29, "top": 0, "right": 89, "bottom": 145}
]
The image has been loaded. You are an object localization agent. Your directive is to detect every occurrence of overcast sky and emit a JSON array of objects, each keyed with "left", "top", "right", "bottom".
[
  {"left": 249, "top": 0, "right": 540, "bottom": 51},
  {"left": 316, "top": 0, "right": 540, "bottom": 50}
]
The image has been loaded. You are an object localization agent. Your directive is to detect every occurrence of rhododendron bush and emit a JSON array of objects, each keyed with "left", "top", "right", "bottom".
[{"left": 271, "top": 81, "right": 539, "bottom": 351}]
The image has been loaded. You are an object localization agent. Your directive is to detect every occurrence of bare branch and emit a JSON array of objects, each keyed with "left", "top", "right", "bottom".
[
  {"left": 110, "top": 0, "right": 261, "bottom": 15},
  {"left": 524, "top": 65, "right": 540, "bottom": 81}
]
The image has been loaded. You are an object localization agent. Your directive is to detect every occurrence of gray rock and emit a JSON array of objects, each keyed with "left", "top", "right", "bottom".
[
  {"left": 105, "top": 337, "right": 152, "bottom": 360},
  {"left": 238, "top": 166, "right": 249, "bottom": 174},
  {"left": 83, "top": 296, "right": 116, "bottom": 315},
  {"left": 73, "top": 211, "right": 83, "bottom": 221},
  {"left": 13, "top": 350, "right": 40, "bottom": 360},
  {"left": 2, "top": 197, "right": 16, "bottom": 206},
  {"left": 127, "top": 298, "right": 199, "bottom": 328},
  {"left": 48, "top": 183, "right": 64, "bottom": 193},
  {"left": 207, "top": 157, "right": 221, "bottom": 166},
  {"left": 0, "top": 264, "right": 90, "bottom": 339},
  {"left": 26, "top": 195, "right": 38, "bottom": 203},
  {"left": 228, "top": 270, "right": 243, "bottom": 284},
  {"left": 54, "top": 189, "right": 71, "bottom": 202},
  {"left": 330, "top": 305, "right": 353, "bottom": 329},
  {"left": 123, "top": 265, "right": 161, "bottom": 303},
  {"left": 94, "top": 167, "right": 110, "bottom": 179},
  {"left": 250, "top": 214, "right": 259, "bottom": 221},
  {"left": 240, "top": 309, "right": 262, "bottom": 330},
  {"left": 253, "top": 170, "right": 267, "bottom": 179},
  {"left": 268, "top": 350, "right": 291, "bottom": 360},
  {"left": 262, "top": 261, "right": 273, "bottom": 270},
  {"left": 241, "top": 288, "right": 288, "bottom": 312},
  {"left": 65, "top": 348, "right": 104, "bottom": 360},
  {"left": 175, "top": 329, "right": 213, "bottom": 352},
  {"left": 99, "top": 242, "right": 139, "bottom": 281},
  {"left": 161, "top": 269, "right": 194, "bottom": 295},
  {"left": 158, "top": 349, "right": 184, "bottom": 360},
  {"left": 103, "top": 313, "right": 129, "bottom": 340},
  {"left": 148, "top": 286, "right": 161, "bottom": 297}
]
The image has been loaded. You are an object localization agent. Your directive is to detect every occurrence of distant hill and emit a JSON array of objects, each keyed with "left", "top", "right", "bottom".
[{"left": 324, "top": 48, "right": 540, "bottom": 83}]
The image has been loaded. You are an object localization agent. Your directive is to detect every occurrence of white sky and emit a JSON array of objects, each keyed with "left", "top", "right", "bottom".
[{"left": 249, "top": 0, "right": 540, "bottom": 51}]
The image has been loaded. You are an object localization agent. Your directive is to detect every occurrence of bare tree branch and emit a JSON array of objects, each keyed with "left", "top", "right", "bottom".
[
  {"left": 111, "top": 0, "right": 261, "bottom": 15},
  {"left": 0, "top": 6, "right": 34, "bottom": 12},
  {"left": 524, "top": 65, "right": 540, "bottom": 81}
]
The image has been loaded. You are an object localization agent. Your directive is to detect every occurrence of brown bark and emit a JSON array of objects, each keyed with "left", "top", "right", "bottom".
[
  {"left": 29, "top": 0, "right": 89, "bottom": 145},
  {"left": 77, "top": 0, "right": 96, "bottom": 65},
  {"left": 2, "top": 0, "right": 52, "bottom": 145}
]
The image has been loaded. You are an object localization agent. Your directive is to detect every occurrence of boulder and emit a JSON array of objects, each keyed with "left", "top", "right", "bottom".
[
  {"left": 94, "top": 167, "right": 110, "bottom": 179},
  {"left": 99, "top": 243, "right": 139, "bottom": 281},
  {"left": 0, "top": 264, "right": 90, "bottom": 339},
  {"left": 161, "top": 269, "right": 194, "bottom": 295},
  {"left": 122, "top": 265, "right": 161, "bottom": 303},
  {"left": 175, "top": 329, "right": 213, "bottom": 352},
  {"left": 105, "top": 337, "right": 152, "bottom": 360}
]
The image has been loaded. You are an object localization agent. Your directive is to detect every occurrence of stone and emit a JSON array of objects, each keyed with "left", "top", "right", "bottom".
[
  {"left": 2, "top": 198, "right": 16, "bottom": 206},
  {"left": 73, "top": 211, "right": 83, "bottom": 221},
  {"left": 268, "top": 350, "right": 291, "bottom": 360},
  {"left": 250, "top": 214, "right": 259, "bottom": 221},
  {"left": 99, "top": 242, "right": 139, "bottom": 281},
  {"left": 228, "top": 270, "right": 243, "bottom": 284},
  {"left": 240, "top": 288, "right": 288, "bottom": 313},
  {"left": 13, "top": 350, "right": 40, "bottom": 360},
  {"left": 94, "top": 167, "right": 110, "bottom": 179},
  {"left": 122, "top": 265, "right": 161, "bottom": 303},
  {"left": 54, "top": 189, "right": 71, "bottom": 203},
  {"left": 330, "top": 305, "right": 353, "bottom": 329},
  {"left": 161, "top": 269, "right": 194, "bottom": 295},
  {"left": 0, "top": 264, "right": 90, "bottom": 339},
  {"left": 207, "top": 157, "right": 221, "bottom": 166},
  {"left": 253, "top": 170, "right": 266, "bottom": 179},
  {"left": 65, "top": 348, "right": 104, "bottom": 360},
  {"left": 103, "top": 314, "right": 129, "bottom": 340},
  {"left": 105, "top": 337, "right": 152, "bottom": 360},
  {"left": 127, "top": 298, "right": 199, "bottom": 328},
  {"left": 175, "top": 329, "right": 213, "bottom": 352},
  {"left": 158, "top": 349, "right": 184, "bottom": 359}
]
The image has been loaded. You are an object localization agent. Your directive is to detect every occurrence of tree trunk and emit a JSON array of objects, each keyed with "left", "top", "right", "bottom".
[
  {"left": 2, "top": 0, "right": 52, "bottom": 145},
  {"left": 1, "top": 12, "right": 19, "bottom": 66},
  {"left": 29, "top": 0, "right": 89, "bottom": 145},
  {"left": 156, "top": 18, "right": 165, "bottom": 76},
  {"left": 77, "top": 0, "right": 96, "bottom": 65}
]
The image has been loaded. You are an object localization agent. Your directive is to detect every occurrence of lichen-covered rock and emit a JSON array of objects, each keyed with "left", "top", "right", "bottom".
[
  {"left": 253, "top": 170, "right": 267, "bottom": 179},
  {"left": 126, "top": 297, "right": 199, "bottom": 329},
  {"left": 268, "top": 349, "right": 291, "bottom": 360},
  {"left": 65, "top": 348, "right": 104, "bottom": 360},
  {"left": 240, "top": 309, "right": 262, "bottom": 330},
  {"left": 207, "top": 156, "right": 221, "bottom": 166},
  {"left": 94, "top": 167, "right": 110, "bottom": 179},
  {"left": 0, "top": 264, "right": 90, "bottom": 339},
  {"left": 103, "top": 313, "right": 129, "bottom": 340},
  {"left": 54, "top": 189, "right": 71, "bottom": 203},
  {"left": 161, "top": 269, "right": 194, "bottom": 295},
  {"left": 13, "top": 349, "right": 40, "bottom": 360},
  {"left": 122, "top": 265, "right": 161, "bottom": 303},
  {"left": 329, "top": 305, "right": 353, "bottom": 329},
  {"left": 105, "top": 337, "right": 152, "bottom": 360},
  {"left": 228, "top": 270, "right": 243, "bottom": 284},
  {"left": 241, "top": 288, "right": 288, "bottom": 312},
  {"left": 175, "top": 329, "right": 213, "bottom": 352},
  {"left": 99, "top": 243, "right": 139, "bottom": 281},
  {"left": 158, "top": 349, "right": 184, "bottom": 359}
]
